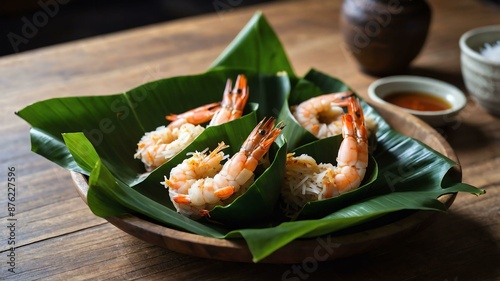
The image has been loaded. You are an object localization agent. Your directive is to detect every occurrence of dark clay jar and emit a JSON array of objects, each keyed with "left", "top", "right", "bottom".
[{"left": 340, "top": 0, "right": 431, "bottom": 76}]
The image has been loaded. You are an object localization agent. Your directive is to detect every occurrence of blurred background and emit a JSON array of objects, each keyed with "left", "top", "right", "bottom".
[
  {"left": 2, "top": 0, "right": 499, "bottom": 57},
  {"left": 0, "top": 0, "right": 274, "bottom": 56}
]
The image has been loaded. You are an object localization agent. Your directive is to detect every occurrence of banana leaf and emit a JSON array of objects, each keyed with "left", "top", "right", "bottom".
[
  {"left": 229, "top": 182, "right": 482, "bottom": 262},
  {"left": 16, "top": 69, "right": 290, "bottom": 187},
  {"left": 16, "top": 11, "right": 485, "bottom": 263},
  {"left": 210, "top": 12, "right": 295, "bottom": 77}
]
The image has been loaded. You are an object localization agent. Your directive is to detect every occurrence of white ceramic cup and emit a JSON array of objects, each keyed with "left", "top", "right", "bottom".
[{"left": 459, "top": 25, "right": 500, "bottom": 116}]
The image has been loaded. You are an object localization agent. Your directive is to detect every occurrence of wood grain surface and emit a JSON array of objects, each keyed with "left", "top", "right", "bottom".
[{"left": 1, "top": 0, "right": 499, "bottom": 280}]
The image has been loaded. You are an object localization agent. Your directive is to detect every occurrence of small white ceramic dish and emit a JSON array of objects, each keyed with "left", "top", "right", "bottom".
[
  {"left": 459, "top": 25, "right": 500, "bottom": 116},
  {"left": 368, "top": 75, "right": 467, "bottom": 127}
]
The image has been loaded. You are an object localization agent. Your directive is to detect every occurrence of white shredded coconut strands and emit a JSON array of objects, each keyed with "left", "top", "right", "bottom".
[
  {"left": 134, "top": 123, "right": 205, "bottom": 171},
  {"left": 281, "top": 154, "right": 337, "bottom": 217},
  {"left": 480, "top": 41, "right": 500, "bottom": 63}
]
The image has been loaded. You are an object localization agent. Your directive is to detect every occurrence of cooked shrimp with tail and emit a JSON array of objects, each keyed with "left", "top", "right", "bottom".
[
  {"left": 164, "top": 117, "right": 285, "bottom": 219},
  {"left": 292, "top": 91, "right": 377, "bottom": 139},
  {"left": 134, "top": 74, "right": 249, "bottom": 172},
  {"left": 282, "top": 96, "right": 368, "bottom": 215}
]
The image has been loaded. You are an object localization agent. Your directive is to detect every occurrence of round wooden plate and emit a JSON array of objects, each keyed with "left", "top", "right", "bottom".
[{"left": 71, "top": 102, "right": 459, "bottom": 264}]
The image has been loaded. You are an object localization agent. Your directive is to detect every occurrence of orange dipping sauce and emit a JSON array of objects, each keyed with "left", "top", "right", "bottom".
[{"left": 383, "top": 91, "right": 451, "bottom": 111}]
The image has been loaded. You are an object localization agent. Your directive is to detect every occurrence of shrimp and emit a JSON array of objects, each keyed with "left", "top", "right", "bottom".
[
  {"left": 292, "top": 91, "right": 377, "bottom": 140},
  {"left": 282, "top": 96, "right": 368, "bottom": 215},
  {"left": 164, "top": 117, "right": 285, "bottom": 219},
  {"left": 166, "top": 74, "right": 249, "bottom": 128},
  {"left": 134, "top": 74, "right": 249, "bottom": 172},
  {"left": 134, "top": 123, "right": 206, "bottom": 172},
  {"left": 292, "top": 91, "right": 353, "bottom": 139},
  {"left": 209, "top": 74, "right": 249, "bottom": 126}
]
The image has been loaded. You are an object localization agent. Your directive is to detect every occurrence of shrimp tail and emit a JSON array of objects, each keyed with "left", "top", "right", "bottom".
[
  {"left": 349, "top": 97, "right": 368, "bottom": 142},
  {"left": 166, "top": 102, "right": 221, "bottom": 129},
  {"left": 209, "top": 74, "right": 249, "bottom": 126},
  {"left": 230, "top": 74, "right": 249, "bottom": 115}
]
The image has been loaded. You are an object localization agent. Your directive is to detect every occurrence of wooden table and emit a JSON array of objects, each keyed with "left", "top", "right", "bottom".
[{"left": 2, "top": 0, "right": 499, "bottom": 280}]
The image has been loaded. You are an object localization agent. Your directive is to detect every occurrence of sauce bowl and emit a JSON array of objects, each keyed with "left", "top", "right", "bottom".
[{"left": 368, "top": 75, "right": 467, "bottom": 127}]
